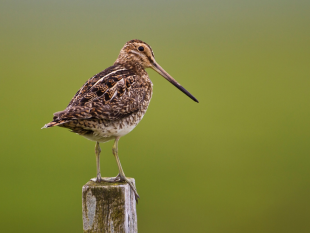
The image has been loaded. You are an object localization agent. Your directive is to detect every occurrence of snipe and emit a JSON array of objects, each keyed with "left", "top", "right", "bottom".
[{"left": 42, "top": 39, "right": 198, "bottom": 201}]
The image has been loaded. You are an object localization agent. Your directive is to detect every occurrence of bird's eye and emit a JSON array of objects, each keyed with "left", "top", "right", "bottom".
[{"left": 138, "top": 46, "right": 144, "bottom": 51}]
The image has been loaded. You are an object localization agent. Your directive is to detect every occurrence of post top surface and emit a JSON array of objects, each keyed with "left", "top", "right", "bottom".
[{"left": 83, "top": 177, "right": 136, "bottom": 188}]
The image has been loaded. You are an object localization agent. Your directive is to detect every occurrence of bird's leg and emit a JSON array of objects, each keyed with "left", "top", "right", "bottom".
[
  {"left": 112, "top": 137, "right": 140, "bottom": 201},
  {"left": 93, "top": 142, "right": 120, "bottom": 183},
  {"left": 95, "top": 141, "right": 102, "bottom": 182},
  {"left": 100, "top": 137, "right": 139, "bottom": 200}
]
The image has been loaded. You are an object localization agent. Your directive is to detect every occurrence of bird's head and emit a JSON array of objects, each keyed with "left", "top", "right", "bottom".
[
  {"left": 115, "top": 39, "right": 155, "bottom": 68},
  {"left": 115, "top": 39, "right": 199, "bottom": 103}
]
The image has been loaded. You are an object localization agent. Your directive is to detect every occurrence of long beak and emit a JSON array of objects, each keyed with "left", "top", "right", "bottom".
[{"left": 151, "top": 62, "right": 199, "bottom": 103}]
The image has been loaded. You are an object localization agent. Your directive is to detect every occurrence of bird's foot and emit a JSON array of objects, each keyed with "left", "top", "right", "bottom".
[
  {"left": 90, "top": 174, "right": 120, "bottom": 182},
  {"left": 101, "top": 174, "right": 121, "bottom": 182},
  {"left": 90, "top": 174, "right": 102, "bottom": 182},
  {"left": 104, "top": 174, "right": 140, "bottom": 202}
]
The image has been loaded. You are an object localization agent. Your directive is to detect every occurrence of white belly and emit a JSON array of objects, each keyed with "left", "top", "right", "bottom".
[{"left": 81, "top": 112, "right": 144, "bottom": 143}]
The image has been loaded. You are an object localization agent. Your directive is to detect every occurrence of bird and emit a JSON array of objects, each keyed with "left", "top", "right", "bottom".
[{"left": 42, "top": 39, "right": 198, "bottom": 201}]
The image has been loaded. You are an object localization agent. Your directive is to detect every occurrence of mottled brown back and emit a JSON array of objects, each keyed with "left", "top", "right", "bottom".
[{"left": 46, "top": 63, "right": 152, "bottom": 128}]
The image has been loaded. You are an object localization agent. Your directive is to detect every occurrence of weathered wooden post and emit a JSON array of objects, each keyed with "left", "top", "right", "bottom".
[{"left": 82, "top": 178, "right": 137, "bottom": 233}]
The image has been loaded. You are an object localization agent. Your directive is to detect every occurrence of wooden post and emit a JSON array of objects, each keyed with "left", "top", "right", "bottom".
[{"left": 82, "top": 178, "right": 137, "bottom": 233}]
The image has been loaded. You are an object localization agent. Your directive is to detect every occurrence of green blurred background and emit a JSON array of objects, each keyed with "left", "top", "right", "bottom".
[{"left": 1, "top": 0, "right": 309, "bottom": 232}]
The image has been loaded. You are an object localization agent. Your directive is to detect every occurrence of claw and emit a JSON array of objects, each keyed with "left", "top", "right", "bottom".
[
  {"left": 124, "top": 178, "right": 140, "bottom": 201},
  {"left": 96, "top": 176, "right": 102, "bottom": 182}
]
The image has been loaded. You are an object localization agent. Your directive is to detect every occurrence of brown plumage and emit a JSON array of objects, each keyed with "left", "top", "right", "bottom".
[{"left": 42, "top": 39, "right": 198, "bottom": 201}]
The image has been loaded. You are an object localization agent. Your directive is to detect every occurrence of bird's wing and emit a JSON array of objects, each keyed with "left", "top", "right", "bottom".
[
  {"left": 51, "top": 65, "right": 151, "bottom": 123},
  {"left": 65, "top": 65, "right": 124, "bottom": 107}
]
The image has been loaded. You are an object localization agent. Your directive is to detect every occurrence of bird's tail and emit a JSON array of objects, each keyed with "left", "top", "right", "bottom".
[{"left": 41, "top": 120, "right": 68, "bottom": 129}]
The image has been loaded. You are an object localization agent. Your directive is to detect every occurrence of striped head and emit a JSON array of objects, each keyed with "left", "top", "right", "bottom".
[
  {"left": 115, "top": 39, "right": 199, "bottom": 103},
  {"left": 115, "top": 39, "right": 155, "bottom": 68}
]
